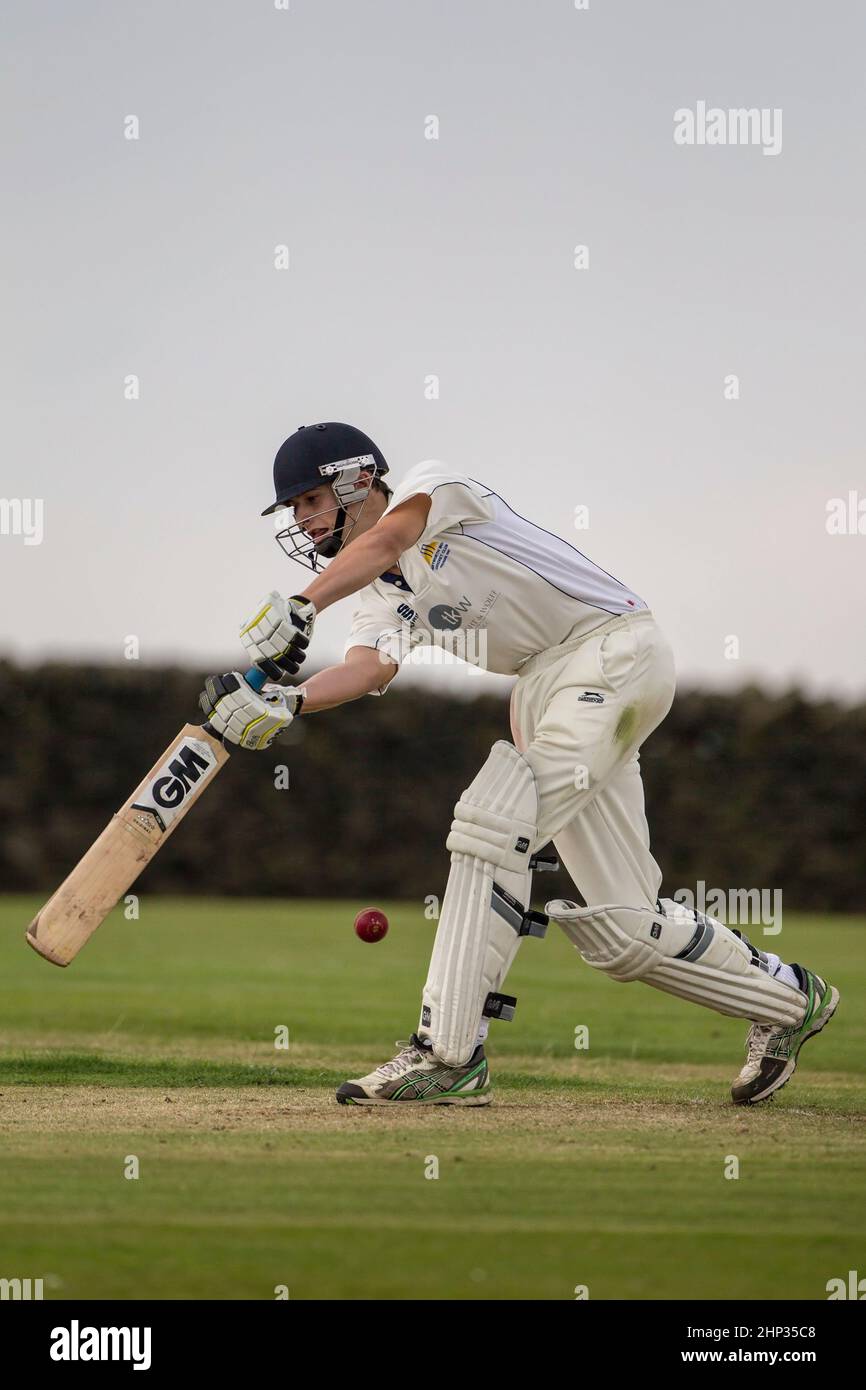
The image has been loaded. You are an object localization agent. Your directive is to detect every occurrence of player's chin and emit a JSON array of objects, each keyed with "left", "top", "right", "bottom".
[{"left": 313, "top": 534, "right": 341, "bottom": 559}]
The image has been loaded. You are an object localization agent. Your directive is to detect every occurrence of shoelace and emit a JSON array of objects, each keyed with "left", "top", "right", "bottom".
[
  {"left": 377, "top": 1040, "right": 424, "bottom": 1080},
  {"left": 745, "top": 1024, "right": 777, "bottom": 1064}
]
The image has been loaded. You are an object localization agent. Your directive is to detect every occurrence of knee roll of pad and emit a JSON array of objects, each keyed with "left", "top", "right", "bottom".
[{"left": 446, "top": 799, "right": 537, "bottom": 874}]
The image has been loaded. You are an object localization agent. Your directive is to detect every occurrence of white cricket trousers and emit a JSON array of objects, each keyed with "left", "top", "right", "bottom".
[{"left": 509, "top": 610, "right": 677, "bottom": 911}]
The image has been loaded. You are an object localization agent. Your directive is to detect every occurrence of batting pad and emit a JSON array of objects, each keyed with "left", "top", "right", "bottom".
[
  {"left": 546, "top": 898, "right": 805, "bottom": 1026},
  {"left": 421, "top": 741, "right": 546, "bottom": 1066}
]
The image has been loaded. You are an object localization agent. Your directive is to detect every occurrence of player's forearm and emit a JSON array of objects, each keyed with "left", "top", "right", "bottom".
[
  {"left": 298, "top": 658, "right": 392, "bottom": 713},
  {"left": 298, "top": 528, "right": 401, "bottom": 612}
]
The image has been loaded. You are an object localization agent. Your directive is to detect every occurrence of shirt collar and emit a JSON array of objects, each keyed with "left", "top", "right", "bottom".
[{"left": 378, "top": 569, "right": 413, "bottom": 593}]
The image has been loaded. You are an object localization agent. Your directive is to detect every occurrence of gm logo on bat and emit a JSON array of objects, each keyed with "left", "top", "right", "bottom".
[{"left": 132, "top": 738, "right": 221, "bottom": 832}]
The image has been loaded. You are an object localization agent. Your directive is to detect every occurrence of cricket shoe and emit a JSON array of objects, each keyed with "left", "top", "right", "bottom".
[
  {"left": 336, "top": 1033, "right": 491, "bottom": 1106},
  {"left": 732, "top": 966, "right": 840, "bottom": 1105}
]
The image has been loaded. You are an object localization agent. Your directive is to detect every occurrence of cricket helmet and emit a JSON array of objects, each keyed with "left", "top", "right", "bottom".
[{"left": 262, "top": 422, "right": 390, "bottom": 572}]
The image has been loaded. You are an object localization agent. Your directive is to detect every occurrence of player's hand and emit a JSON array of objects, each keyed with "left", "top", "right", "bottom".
[
  {"left": 199, "top": 672, "right": 305, "bottom": 750},
  {"left": 239, "top": 591, "right": 316, "bottom": 679}
]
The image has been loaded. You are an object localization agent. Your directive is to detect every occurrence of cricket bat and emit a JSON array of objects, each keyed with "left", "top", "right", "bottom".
[{"left": 25, "top": 668, "right": 268, "bottom": 966}]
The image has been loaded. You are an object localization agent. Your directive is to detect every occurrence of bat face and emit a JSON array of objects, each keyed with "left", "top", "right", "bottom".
[
  {"left": 130, "top": 733, "right": 224, "bottom": 835},
  {"left": 26, "top": 724, "right": 230, "bottom": 966}
]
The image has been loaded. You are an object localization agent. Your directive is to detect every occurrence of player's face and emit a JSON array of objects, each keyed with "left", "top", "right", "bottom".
[{"left": 291, "top": 486, "right": 338, "bottom": 542}]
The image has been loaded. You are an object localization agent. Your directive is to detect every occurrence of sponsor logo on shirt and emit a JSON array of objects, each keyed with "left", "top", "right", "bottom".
[
  {"left": 428, "top": 597, "right": 472, "bottom": 630},
  {"left": 577, "top": 691, "right": 605, "bottom": 703},
  {"left": 419, "top": 540, "right": 450, "bottom": 571},
  {"left": 397, "top": 602, "right": 418, "bottom": 625},
  {"left": 466, "top": 590, "right": 500, "bottom": 628}
]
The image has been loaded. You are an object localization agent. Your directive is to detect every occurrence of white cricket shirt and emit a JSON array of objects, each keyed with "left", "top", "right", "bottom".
[{"left": 343, "top": 461, "right": 647, "bottom": 690}]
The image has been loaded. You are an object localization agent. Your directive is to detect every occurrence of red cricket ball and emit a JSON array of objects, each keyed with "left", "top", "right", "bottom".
[{"left": 354, "top": 907, "right": 389, "bottom": 943}]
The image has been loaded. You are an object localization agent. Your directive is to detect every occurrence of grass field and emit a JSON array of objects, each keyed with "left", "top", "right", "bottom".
[{"left": 1, "top": 895, "right": 863, "bottom": 1300}]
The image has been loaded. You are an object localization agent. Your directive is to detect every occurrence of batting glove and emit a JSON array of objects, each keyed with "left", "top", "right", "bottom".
[
  {"left": 240, "top": 591, "right": 316, "bottom": 680},
  {"left": 199, "top": 672, "right": 305, "bottom": 750}
]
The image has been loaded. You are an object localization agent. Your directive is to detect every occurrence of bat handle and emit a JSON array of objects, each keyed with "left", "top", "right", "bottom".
[
  {"left": 243, "top": 667, "right": 268, "bottom": 692},
  {"left": 203, "top": 666, "right": 269, "bottom": 740}
]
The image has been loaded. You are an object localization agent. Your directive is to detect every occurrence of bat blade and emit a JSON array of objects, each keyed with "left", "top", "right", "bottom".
[{"left": 26, "top": 724, "right": 229, "bottom": 966}]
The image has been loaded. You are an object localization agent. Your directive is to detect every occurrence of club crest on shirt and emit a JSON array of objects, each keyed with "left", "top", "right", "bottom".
[{"left": 419, "top": 540, "right": 450, "bottom": 571}]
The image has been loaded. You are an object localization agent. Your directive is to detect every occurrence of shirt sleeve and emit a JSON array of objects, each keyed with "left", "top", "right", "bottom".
[
  {"left": 342, "top": 587, "right": 409, "bottom": 695},
  {"left": 382, "top": 460, "right": 496, "bottom": 545}
]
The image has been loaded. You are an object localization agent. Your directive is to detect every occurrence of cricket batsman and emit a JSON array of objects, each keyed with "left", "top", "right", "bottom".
[{"left": 200, "top": 422, "right": 839, "bottom": 1107}]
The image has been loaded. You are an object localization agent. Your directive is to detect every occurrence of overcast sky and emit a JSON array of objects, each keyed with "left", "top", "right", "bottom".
[{"left": 2, "top": 0, "right": 863, "bottom": 700}]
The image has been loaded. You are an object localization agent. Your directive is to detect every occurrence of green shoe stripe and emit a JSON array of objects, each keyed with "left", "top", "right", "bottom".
[
  {"left": 448, "top": 1061, "right": 488, "bottom": 1093},
  {"left": 800, "top": 972, "right": 818, "bottom": 1028},
  {"left": 391, "top": 1058, "right": 488, "bottom": 1101},
  {"left": 392, "top": 1073, "right": 445, "bottom": 1100},
  {"left": 391, "top": 1077, "right": 422, "bottom": 1099}
]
